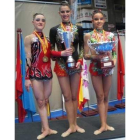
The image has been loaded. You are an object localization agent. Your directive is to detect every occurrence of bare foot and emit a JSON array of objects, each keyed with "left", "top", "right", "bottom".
[
  {"left": 37, "top": 132, "right": 48, "bottom": 140},
  {"left": 106, "top": 125, "right": 115, "bottom": 131},
  {"left": 76, "top": 125, "right": 85, "bottom": 133},
  {"left": 49, "top": 129, "right": 58, "bottom": 135},
  {"left": 61, "top": 127, "right": 76, "bottom": 137},
  {"left": 37, "top": 129, "right": 57, "bottom": 139},
  {"left": 94, "top": 126, "right": 107, "bottom": 135}
]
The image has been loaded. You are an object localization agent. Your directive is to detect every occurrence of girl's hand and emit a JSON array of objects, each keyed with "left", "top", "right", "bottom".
[
  {"left": 61, "top": 48, "right": 73, "bottom": 56},
  {"left": 75, "top": 61, "right": 81, "bottom": 69},
  {"left": 25, "top": 79, "right": 32, "bottom": 92},
  {"left": 113, "top": 59, "right": 117, "bottom": 65}
]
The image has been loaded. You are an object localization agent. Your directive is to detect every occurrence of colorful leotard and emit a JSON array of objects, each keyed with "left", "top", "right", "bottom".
[
  {"left": 49, "top": 23, "right": 84, "bottom": 76},
  {"left": 28, "top": 32, "right": 53, "bottom": 80},
  {"left": 89, "top": 30, "right": 117, "bottom": 77}
]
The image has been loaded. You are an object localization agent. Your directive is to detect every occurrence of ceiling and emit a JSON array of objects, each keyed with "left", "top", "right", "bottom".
[{"left": 29, "top": 0, "right": 68, "bottom": 3}]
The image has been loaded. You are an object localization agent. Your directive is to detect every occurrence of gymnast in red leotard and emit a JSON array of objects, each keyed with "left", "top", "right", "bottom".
[{"left": 24, "top": 13, "right": 57, "bottom": 140}]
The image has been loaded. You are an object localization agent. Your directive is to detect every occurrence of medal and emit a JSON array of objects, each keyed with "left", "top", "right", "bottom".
[{"left": 43, "top": 56, "right": 48, "bottom": 62}]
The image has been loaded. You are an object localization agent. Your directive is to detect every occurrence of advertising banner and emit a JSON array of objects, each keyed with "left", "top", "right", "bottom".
[{"left": 77, "top": 9, "right": 108, "bottom": 22}]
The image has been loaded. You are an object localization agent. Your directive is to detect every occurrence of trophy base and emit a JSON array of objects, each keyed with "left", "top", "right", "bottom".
[
  {"left": 115, "top": 103, "right": 125, "bottom": 109},
  {"left": 56, "top": 115, "right": 67, "bottom": 120},
  {"left": 67, "top": 62, "right": 75, "bottom": 69},
  {"left": 98, "top": 60, "right": 115, "bottom": 69},
  {"left": 81, "top": 109, "right": 98, "bottom": 116}
]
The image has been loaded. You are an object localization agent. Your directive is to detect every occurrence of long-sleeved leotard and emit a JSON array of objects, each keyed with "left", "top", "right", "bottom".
[
  {"left": 49, "top": 23, "right": 84, "bottom": 76},
  {"left": 26, "top": 32, "right": 53, "bottom": 80},
  {"left": 88, "top": 30, "right": 117, "bottom": 77}
]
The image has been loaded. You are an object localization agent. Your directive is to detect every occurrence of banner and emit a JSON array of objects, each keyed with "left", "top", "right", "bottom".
[
  {"left": 94, "top": 0, "right": 107, "bottom": 9},
  {"left": 78, "top": 0, "right": 92, "bottom": 5},
  {"left": 77, "top": 9, "right": 108, "bottom": 22}
]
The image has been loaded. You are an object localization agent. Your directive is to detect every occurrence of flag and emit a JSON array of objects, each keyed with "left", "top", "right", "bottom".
[
  {"left": 15, "top": 30, "right": 26, "bottom": 123},
  {"left": 117, "top": 34, "right": 125, "bottom": 100},
  {"left": 70, "top": 0, "right": 78, "bottom": 24},
  {"left": 46, "top": 102, "right": 50, "bottom": 117},
  {"left": 20, "top": 33, "right": 36, "bottom": 119},
  {"left": 78, "top": 59, "right": 90, "bottom": 111}
]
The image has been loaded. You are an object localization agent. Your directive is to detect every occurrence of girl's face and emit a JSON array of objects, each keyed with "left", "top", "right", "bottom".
[
  {"left": 32, "top": 15, "right": 46, "bottom": 31},
  {"left": 92, "top": 13, "right": 105, "bottom": 30},
  {"left": 59, "top": 6, "right": 71, "bottom": 22}
]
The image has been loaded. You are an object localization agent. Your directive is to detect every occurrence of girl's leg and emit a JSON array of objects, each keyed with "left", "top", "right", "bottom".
[
  {"left": 57, "top": 76, "right": 76, "bottom": 137},
  {"left": 102, "top": 75, "right": 115, "bottom": 131},
  {"left": 90, "top": 75, "right": 107, "bottom": 135},
  {"left": 31, "top": 80, "right": 50, "bottom": 139},
  {"left": 70, "top": 73, "right": 85, "bottom": 133},
  {"left": 40, "top": 80, "right": 58, "bottom": 135}
]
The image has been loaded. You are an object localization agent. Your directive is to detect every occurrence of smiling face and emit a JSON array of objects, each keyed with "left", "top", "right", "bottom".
[
  {"left": 59, "top": 5, "right": 71, "bottom": 22},
  {"left": 32, "top": 14, "right": 46, "bottom": 32},
  {"left": 92, "top": 13, "right": 105, "bottom": 30}
]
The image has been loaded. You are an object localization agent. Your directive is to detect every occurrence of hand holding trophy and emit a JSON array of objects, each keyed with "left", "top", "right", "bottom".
[
  {"left": 63, "top": 31, "right": 75, "bottom": 69},
  {"left": 87, "top": 40, "right": 116, "bottom": 69}
]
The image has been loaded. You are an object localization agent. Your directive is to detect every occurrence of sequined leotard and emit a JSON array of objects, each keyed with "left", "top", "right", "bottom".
[
  {"left": 28, "top": 32, "right": 53, "bottom": 80},
  {"left": 89, "top": 30, "right": 117, "bottom": 77},
  {"left": 49, "top": 23, "right": 84, "bottom": 76}
]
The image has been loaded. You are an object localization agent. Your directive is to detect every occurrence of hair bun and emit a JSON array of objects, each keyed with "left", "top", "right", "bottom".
[
  {"left": 93, "top": 9, "right": 102, "bottom": 14},
  {"left": 61, "top": 1, "right": 69, "bottom": 4},
  {"left": 92, "top": 9, "right": 104, "bottom": 18}
]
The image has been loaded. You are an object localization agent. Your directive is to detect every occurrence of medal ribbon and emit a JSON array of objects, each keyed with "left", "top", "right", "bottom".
[
  {"left": 94, "top": 29, "right": 105, "bottom": 42},
  {"left": 33, "top": 31, "right": 48, "bottom": 55},
  {"left": 61, "top": 22, "right": 73, "bottom": 32}
]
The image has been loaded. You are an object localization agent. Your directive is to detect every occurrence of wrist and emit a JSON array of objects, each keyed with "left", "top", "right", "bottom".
[
  {"left": 51, "top": 50, "right": 61, "bottom": 57},
  {"left": 26, "top": 67, "right": 30, "bottom": 80},
  {"left": 60, "top": 51, "right": 63, "bottom": 56}
]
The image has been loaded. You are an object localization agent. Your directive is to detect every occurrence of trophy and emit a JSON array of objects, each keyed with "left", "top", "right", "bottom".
[
  {"left": 87, "top": 40, "right": 116, "bottom": 69},
  {"left": 63, "top": 31, "right": 75, "bottom": 69}
]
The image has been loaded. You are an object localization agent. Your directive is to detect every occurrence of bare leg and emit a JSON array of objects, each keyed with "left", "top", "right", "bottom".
[
  {"left": 103, "top": 75, "right": 115, "bottom": 131},
  {"left": 41, "top": 80, "right": 58, "bottom": 136},
  {"left": 32, "top": 80, "right": 57, "bottom": 140},
  {"left": 70, "top": 73, "right": 85, "bottom": 133},
  {"left": 58, "top": 76, "right": 76, "bottom": 137},
  {"left": 90, "top": 75, "right": 107, "bottom": 135}
]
